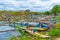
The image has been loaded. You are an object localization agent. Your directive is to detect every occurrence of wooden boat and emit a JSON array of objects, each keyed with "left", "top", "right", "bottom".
[
  {"left": 23, "top": 26, "right": 48, "bottom": 31},
  {"left": 22, "top": 27, "right": 50, "bottom": 38}
]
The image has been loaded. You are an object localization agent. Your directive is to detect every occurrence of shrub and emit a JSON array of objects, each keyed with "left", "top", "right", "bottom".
[
  {"left": 48, "top": 28, "right": 60, "bottom": 37},
  {"left": 54, "top": 22, "right": 60, "bottom": 28},
  {"left": 55, "top": 16, "right": 60, "bottom": 21},
  {"left": 8, "top": 36, "right": 17, "bottom": 40}
]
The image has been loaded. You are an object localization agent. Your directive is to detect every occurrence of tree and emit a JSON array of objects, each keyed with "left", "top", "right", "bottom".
[
  {"left": 24, "top": 9, "right": 30, "bottom": 14},
  {"left": 51, "top": 5, "right": 60, "bottom": 15},
  {"left": 25, "top": 9, "right": 30, "bottom": 12},
  {"left": 44, "top": 11, "right": 51, "bottom": 15}
]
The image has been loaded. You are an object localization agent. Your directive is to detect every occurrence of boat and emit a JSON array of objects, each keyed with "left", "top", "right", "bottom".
[{"left": 20, "top": 27, "right": 50, "bottom": 38}]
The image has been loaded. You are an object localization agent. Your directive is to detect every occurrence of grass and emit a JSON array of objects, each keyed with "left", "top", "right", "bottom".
[
  {"left": 9, "top": 34, "right": 52, "bottom": 40},
  {"left": 48, "top": 28, "right": 60, "bottom": 37}
]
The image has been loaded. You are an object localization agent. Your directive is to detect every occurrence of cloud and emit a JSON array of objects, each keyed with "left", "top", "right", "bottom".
[{"left": 0, "top": 0, "right": 60, "bottom": 11}]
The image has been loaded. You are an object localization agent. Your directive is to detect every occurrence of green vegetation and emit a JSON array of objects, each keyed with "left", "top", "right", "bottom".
[
  {"left": 54, "top": 22, "right": 60, "bottom": 28},
  {"left": 48, "top": 28, "right": 60, "bottom": 37},
  {"left": 51, "top": 5, "right": 60, "bottom": 15},
  {"left": 55, "top": 16, "right": 60, "bottom": 22}
]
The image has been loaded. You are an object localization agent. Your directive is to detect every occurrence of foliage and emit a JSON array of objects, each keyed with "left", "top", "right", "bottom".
[
  {"left": 48, "top": 28, "right": 60, "bottom": 37},
  {"left": 44, "top": 11, "right": 52, "bottom": 15},
  {"left": 51, "top": 5, "right": 60, "bottom": 15},
  {"left": 8, "top": 36, "right": 17, "bottom": 40},
  {"left": 24, "top": 9, "right": 30, "bottom": 12},
  {"left": 54, "top": 15, "right": 60, "bottom": 21},
  {"left": 54, "top": 22, "right": 60, "bottom": 28}
]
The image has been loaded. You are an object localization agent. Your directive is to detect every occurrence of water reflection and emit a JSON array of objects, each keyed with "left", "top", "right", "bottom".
[{"left": 0, "top": 26, "right": 20, "bottom": 40}]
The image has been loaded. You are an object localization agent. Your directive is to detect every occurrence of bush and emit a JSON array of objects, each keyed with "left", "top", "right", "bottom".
[
  {"left": 54, "top": 22, "right": 60, "bottom": 28},
  {"left": 48, "top": 28, "right": 60, "bottom": 37},
  {"left": 55, "top": 16, "right": 60, "bottom": 22},
  {"left": 8, "top": 36, "right": 17, "bottom": 40}
]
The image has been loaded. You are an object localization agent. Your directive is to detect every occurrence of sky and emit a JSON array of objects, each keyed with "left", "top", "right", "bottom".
[{"left": 0, "top": 0, "right": 60, "bottom": 12}]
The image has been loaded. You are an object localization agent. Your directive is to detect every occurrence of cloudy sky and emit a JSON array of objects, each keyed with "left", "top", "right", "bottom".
[{"left": 0, "top": 0, "right": 60, "bottom": 12}]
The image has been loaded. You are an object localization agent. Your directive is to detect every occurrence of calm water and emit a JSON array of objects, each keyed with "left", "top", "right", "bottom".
[{"left": 0, "top": 26, "right": 20, "bottom": 40}]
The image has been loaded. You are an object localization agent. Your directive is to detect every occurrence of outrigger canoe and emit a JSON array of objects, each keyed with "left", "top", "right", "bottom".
[
  {"left": 21, "top": 27, "right": 50, "bottom": 38},
  {"left": 23, "top": 26, "right": 48, "bottom": 31}
]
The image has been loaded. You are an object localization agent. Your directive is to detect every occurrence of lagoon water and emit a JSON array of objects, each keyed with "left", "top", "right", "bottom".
[{"left": 0, "top": 26, "right": 20, "bottom": 40}]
